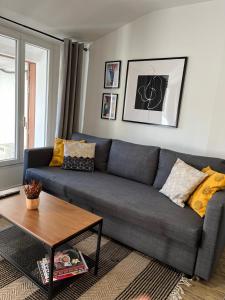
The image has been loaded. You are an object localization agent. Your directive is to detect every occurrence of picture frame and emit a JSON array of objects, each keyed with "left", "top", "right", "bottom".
[
  {"left": 101, "top": 93, "right": 118, "bottom": 120},
  {"left": 122, "top": 57, "right": 188, "bottom": 128},
  {"left": 104, "top": 61, "right": 121, "bottom": 88}
]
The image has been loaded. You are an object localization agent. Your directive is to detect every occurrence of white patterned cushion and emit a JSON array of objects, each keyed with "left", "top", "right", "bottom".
[
  {"left": 160, "top": 158, "right": 208, "bottom": 207},
  {"left": 64, "top": 142, "right": 96, "bottom": 158},
  {"left": 62, "top": 141, "right": 96, "bottom": 172}
]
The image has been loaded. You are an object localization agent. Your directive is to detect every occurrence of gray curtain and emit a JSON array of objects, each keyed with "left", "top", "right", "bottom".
[{"left": 56, "top": 39, "right": 84, "bottom": 139}]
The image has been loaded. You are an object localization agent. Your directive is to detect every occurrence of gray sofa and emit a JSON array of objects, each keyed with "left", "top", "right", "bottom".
[{"left": 24, "top": 132, "right": 225, "bottom": 280}]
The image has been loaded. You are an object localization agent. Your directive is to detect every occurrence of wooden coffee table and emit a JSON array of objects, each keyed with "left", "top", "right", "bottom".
[{"left": 0, "top": 187, "right": 103, "bottom": 299}]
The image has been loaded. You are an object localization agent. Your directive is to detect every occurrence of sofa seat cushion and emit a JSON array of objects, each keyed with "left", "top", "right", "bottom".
[
  {"left": 26, "top": 167, "right": 203, "bottom": 248},
  {"left": 107, "top": 139, "right": 159, "bottom": 185}
]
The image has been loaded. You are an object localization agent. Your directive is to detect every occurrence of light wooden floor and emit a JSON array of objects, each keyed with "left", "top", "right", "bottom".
[{"left": 183, "top": 250, "right": 225, "bottom": 300}]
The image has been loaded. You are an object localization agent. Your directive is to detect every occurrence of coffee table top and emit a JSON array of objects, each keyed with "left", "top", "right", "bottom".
[{"left": 0, "top": 187, "right": 102, "bottom": 247}]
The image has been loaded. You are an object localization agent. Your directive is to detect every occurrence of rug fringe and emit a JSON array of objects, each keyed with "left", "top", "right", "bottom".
[{"left": 167, "top": 275, "right": 192, "bottom": 300}]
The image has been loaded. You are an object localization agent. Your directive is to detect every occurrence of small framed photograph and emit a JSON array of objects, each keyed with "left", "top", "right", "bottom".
[
  {"left": 122, "top": 57, "right": 187, "bottom": 127},
  {"left": 104, "top": 61, "right": 121, "bottom": 88},
  {"left": 101, "top": 93, "right": 118, "bottom": 120}
]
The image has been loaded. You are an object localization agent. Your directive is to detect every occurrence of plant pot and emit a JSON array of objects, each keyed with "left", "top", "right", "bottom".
[{"left": 26, "top": 197, "right": 40, "bottom": 210}]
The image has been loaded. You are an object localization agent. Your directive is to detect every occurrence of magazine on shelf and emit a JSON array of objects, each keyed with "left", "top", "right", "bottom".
[
  {"left": 37, "top": 250, "right": 88, "bottom": 284},
  {"left": 46, "top": 247, "right": 87, "bottom": 276},
  {"left": 51, "top": 247, "right": 85, "bottom": 270}
]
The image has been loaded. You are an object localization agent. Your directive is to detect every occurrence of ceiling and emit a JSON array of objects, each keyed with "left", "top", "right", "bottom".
[{"left": 0, "top": 0, "right": 212, "bottom": 41}]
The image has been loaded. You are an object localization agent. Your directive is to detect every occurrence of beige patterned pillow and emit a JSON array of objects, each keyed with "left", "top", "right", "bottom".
[
  {"left": 64, "top": 141, "right": 95, "bottom": 158},
  {"left": 160, "top": 158, "right": 208, "bottom": 207},
  {"left": 62, "top": 141, "right": 96, "bottom": 172}
]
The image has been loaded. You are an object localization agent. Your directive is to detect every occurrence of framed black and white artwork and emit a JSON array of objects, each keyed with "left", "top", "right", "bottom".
[
  {"left": 101, "top": 93, "right": 118, "bottom": 120},
  {"left": 104, "top": 61, "right": 121, "bottom": 88},
  {"left": 122, "top": 57, "right": 187, "bottom": 127}
]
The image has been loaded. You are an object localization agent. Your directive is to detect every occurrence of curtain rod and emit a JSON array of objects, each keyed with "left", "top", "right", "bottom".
[{"left": 0, "top": 15, "right": 88, "bottom": 51}]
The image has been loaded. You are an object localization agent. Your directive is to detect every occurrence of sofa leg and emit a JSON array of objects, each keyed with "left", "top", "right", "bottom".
[
  {"left": 192, "top": 275, "right": 200, "bottom": 281},
  {"left": 185, "top": 274, "right": 200, "bottom": 281}
]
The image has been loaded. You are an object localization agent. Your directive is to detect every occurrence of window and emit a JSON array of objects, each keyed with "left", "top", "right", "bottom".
[
  {"left": 24, "top": 44, "right": 49, "bottom": 149},
  {"left": 0, "top": 28, "right": 55, "bottom": 166},
  {"left": 0, "top": 35, "right": 17, "bottom": 162}
]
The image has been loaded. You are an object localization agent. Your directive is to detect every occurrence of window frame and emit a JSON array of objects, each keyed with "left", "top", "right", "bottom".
[
  {"left": 24, "top": 42, "right": 50, "bottom": 149},
  {"left": 0, "top": 25, "right": 57, "bottom": 167},
  {"left": 0, "top": 31, "right": 21, "bottom": 167}
]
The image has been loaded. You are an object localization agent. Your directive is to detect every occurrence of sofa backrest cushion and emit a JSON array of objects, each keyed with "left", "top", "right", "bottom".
[
  {"left": 154, "top": 148, "right": 225, "bottom": 189},
  {"left": 107, "top": 139, "right": 160, "bottom": 185},
  {"left": 71, "top": 132, "right": 112, "bottom": 172}
]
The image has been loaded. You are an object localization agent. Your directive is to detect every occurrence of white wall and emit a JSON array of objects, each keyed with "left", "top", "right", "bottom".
[
  {"left": 0, "top": 164, "right": 23, "bottom": 189},
  {"left": 83, "top": 0, "right": 225, "bottom": 159}
]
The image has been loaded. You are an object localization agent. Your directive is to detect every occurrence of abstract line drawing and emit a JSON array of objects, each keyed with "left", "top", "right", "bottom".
[
  {"left": 122, "top": 57, "right": 187, "bottom": 127},
  {"left": 135, "top": 75, "right": 169, "bottom": 111}
]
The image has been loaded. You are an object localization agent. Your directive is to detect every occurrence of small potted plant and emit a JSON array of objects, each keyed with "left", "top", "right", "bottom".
[{"left": 24, "top": 180, "right": 42, "bottom": 210}]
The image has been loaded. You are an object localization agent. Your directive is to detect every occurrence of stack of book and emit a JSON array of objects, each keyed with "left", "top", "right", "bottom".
[{"left": 37, "top": 247, "right": 88, "bottom": 284}]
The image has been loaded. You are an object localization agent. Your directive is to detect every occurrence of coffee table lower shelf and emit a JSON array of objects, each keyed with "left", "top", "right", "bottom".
[{"left": 0, "top": 222, "right": 98, "bottom": 298}]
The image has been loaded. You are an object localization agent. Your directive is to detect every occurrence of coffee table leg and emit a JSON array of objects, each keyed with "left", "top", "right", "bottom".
[
  {"left": 48, "top": 247, "right": 55, "bottom": 300},
  {"left": 94, "top": 220, "right": 102, "bottom": 275}
]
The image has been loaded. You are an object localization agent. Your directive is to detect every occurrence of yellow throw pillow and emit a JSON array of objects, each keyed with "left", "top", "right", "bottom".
[
  {"left": 49, "top": 138, "right": 85, "bottom": 167},
  {"left": 188, "top": 166, "right": 225, "bottom": 217}
]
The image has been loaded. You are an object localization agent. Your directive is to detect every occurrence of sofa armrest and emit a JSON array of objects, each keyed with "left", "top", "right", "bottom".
[
  {"left": 23, "top": 147, "right": 53, "bottom": 183},
  {"left": 195, "top": 190, "right": 225, "bottom": 280}
]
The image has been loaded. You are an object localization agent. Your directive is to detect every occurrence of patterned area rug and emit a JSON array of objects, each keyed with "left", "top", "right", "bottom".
[{"left": 0, "top": 218, "right": 191, "bottom": 300}]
